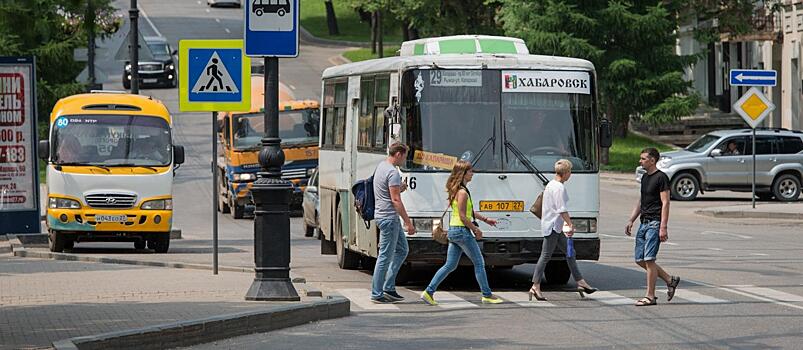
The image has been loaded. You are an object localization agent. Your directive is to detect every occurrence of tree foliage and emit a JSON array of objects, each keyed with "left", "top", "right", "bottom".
[
  {"left": 0, "top": 0, "right": 117, "bottom": 125},
  {"left": 498, "top": 0, "right": 698, "bottom": 135}
]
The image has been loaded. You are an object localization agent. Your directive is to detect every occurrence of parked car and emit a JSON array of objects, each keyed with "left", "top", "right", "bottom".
[
  {"left": 302, "top": 168, "right": 319, "bottom": 237},
  {"left": 636, "top": 128, "right": 803, "bottom": 202},
  {"left": 123, "top": 36, "right": 177, "bottom": 89},
  {"left": 208, "top": 0, "right": 241, "bottom": 7}
]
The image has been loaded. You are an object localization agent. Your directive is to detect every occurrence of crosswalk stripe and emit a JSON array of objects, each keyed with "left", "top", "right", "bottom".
[
  {"left": 583, "top": 291, "right": 633, "bottom": 305},
  {"left": 337, "top": 288, "right": 400, "bottom": 310},
  {"left": 433, "top": 291, "right": 478, "bottom": 309},
  {"left": 664, "top": 288, "right": 728, "bottom": 304},
  {"left": 494, "top": 292, "right": 555, "bottom": 307},
  {"left": 734, "top": 287, "right": 803, "bottom": 303}
]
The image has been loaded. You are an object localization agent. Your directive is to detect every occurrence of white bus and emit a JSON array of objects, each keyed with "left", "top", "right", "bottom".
[{"left": 318, "top": 35, "right": 612, "bottom": 284}]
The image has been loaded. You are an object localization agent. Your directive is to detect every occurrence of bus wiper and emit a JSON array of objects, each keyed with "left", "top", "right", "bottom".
[
  {"left": 106, "top": 163, "right": 159, "bottom": 172},
  {"left": 471, "top": 135, "right": 495, "bottom": 168},
  {"left": 55, "top": 162, "right": 111, "bottom": 173},
  {"left": 503, "top": 140, "right": 549, "bottom": 186}
]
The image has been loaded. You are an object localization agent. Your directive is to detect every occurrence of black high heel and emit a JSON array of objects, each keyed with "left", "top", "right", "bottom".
[
  {"left": 529, "top": 287, "right": 547, "bottom": 301},
  {"left": 576, "top": 286, "right": 598, "bottom": 298}
]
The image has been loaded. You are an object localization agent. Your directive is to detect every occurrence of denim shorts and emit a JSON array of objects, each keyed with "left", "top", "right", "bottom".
[{"left": 634, "top": 220, "right": 661, "bottom": 262}]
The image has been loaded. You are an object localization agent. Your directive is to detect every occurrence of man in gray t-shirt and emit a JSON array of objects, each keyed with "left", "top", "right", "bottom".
[{"left": 370, "top": 142, "right": 415, "bottom": 303}]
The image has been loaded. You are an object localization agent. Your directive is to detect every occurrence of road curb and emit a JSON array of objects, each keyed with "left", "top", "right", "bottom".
[
  {"left": 8, "top": 236, "right": 312, "bottom": 283},
  {"left": 695, "top": 209, "right": 803, "bottom": 220},
  {"left": 51, "top": 295, "right": 350, "bottom": 350},
  {"left": 299, "top": 25, "right": 369, "bottom": 48}
]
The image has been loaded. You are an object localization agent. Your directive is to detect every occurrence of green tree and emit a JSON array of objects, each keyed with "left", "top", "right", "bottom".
[{"left": 498, "top": 0, "right": 698, "bottom": 138}]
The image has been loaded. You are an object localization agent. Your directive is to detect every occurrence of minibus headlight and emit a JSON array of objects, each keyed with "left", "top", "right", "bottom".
[
  {"left": 412, "top": 218, "right": 435, "bottom": 233},
  {"left": 233, "top": 173, "right": 256, "bottom": 182},
  {"left": 572, "top": 218, "right": 597, "bottom": 233},
  {"left": 49, "top": 197, "right": 81, "bottom": 209},
  {"left": 141, "top": 199, "right": 173, "bottom": 210}
]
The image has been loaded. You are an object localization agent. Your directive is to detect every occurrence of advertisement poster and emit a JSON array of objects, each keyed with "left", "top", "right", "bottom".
[{"left": 0, "top": 59, "right": 36, "bottom": 212}]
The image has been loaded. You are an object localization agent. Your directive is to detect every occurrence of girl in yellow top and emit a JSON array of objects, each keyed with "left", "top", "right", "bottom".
[{"left": 421, "top": 160, "right": 503, "bottom": 305}]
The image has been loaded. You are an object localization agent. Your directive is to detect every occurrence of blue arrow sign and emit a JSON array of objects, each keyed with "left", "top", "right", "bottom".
[{"left": 729, "top": 69, "right": 777, "bottom": 87}]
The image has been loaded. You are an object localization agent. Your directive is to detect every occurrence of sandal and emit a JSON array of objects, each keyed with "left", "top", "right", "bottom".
[
  {"left": 667, "top": 276, "right": 681, "bottom": 302},
  {"left": 635, "top": 296, "right": 657, "bottom": 306}
]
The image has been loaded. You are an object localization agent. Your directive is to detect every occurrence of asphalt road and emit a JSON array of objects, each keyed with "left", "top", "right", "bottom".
[{"left": 76, "top": 2, "right": 803, "bottom": 348}]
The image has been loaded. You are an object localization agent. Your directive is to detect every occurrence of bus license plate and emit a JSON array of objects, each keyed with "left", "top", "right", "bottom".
[
  {"left": 95, "top": 214, "right": 127, "bottom": 223},
  {"left": 479, "top": 201, "right": 524, "bottom": 212}
]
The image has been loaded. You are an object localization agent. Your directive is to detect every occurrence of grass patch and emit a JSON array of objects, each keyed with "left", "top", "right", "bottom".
[
  {"left": 342, "top": 46, "right": 400, "bottom": 62},
  {"left": 602, "top": 132, "right": 677, "bottom": 172},
  {"left": 300, "top": 0, "right": 402, "bottom": 43}
]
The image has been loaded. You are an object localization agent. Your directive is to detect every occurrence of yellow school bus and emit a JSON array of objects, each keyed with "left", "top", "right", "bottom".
[
  {"left": 39, "top": 91, "right": 184, "bottom": 252},
  {"left": 216, "top": 74, "right": 320, "bottom": 218}
]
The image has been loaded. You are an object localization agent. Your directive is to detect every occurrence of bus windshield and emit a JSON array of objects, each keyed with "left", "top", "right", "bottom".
[
  {"left": 232, "top": 109, "right": 320, "bottom": 150},
  {"left": 401, "top": 69, "right": 597, "bottom": 173},
  {"left": 53, "top": 115, "right": 172, "bottom": 166}
]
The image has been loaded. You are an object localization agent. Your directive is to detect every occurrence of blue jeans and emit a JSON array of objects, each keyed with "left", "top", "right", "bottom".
[
  {"left": 371, "top": 217, "right": 409, "bottom": 299},
  {"left": 635, "top": 220, "right": 661, "bottom": 262},
  {"left": 425, "top": 226, "right": 492, "bottom": 297}
]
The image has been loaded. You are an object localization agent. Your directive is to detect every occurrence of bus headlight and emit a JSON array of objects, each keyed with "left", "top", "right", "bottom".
[
  {"left": 306, "top": 168, "right": 316, "bottom": 177},
  {"left": 412, "top": 218, "right": 435, "bottom": 233},
  {"left": 572, "top": 218, "right": 597, "bottom": 233},
  {"left": 141, "top": 199, "right": 173, "bottom": 210},
  {"left": 49, "top": 197, "right": 81, "bottom": 209},
  {"left": 233, "top": 173, "right": 256, "bottom": 182}
]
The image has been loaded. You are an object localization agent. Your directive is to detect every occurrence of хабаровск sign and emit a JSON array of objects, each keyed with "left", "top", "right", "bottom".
[{"left": 502, "top": 70, "right": 590, "bottom": 95}]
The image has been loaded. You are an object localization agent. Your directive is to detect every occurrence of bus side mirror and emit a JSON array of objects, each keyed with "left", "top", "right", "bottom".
[
  {"left": 38, "top": 140, "right": 50, "bottom": 160},
  {"left": 174, "top": 145, "right": 185, "bottom": 165},
  {"left": 599, "top": 119, "right": 613, "bottom": 148}
]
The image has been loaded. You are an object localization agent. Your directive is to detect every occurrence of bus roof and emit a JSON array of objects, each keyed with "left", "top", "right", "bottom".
[
  {"left": 49, "top": 92, "right": 171, "bottom": 123},
  {"left": 322, "top": 53, "right": 595, "bottom": 79}
]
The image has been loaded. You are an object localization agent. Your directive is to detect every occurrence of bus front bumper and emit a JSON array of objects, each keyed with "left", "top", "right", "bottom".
[{"left": 406, "top": 237, "right": 600, "bottom": 266}]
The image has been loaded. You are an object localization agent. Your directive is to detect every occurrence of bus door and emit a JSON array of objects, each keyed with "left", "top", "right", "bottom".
[{"left": 341, "top": 76, "right": 361, "bottom": 247}]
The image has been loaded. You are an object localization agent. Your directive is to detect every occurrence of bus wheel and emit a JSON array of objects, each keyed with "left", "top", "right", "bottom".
[
  {"left": 150, "top": 235, "right": 170, "bottom": 253},
  {"left": 218, "top": 173, "right": 230, "bottom": 214},
  {"left": 64, "top": 239, "right": 74, "bottom": 250},
  {"left": 48, "top": 230, "right": 66, "bottom": 253},
  {"left": 544, "top": 260, "right": 571, "bottom": 285},
  {"left": 134, "top": 240, "right": 146, "bottom": 250},
  {"left": 336, "top": 209, "right": 359, "bottom": 269}
]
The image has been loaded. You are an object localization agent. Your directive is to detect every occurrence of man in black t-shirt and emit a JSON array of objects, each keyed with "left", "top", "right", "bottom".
[{"left": 625, "top": 148, "right": 681, "bottom": 306}]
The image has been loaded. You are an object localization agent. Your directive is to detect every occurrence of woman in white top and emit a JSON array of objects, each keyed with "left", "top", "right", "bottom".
[{"left": 529, "top": 159, "right": 597, "bottom": 301}]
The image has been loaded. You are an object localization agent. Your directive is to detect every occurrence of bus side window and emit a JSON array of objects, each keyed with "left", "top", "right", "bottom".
[{"left": 223, "top": 116, "right": 231, "bottom": 147}]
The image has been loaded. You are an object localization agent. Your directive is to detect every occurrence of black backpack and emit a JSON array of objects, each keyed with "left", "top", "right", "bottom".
[{"left": 351, "top": 169, "right": 377, "bottom": 229}]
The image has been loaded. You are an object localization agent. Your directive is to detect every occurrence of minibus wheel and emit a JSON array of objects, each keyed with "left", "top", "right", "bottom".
[
  {"left": 48, "top": 230, "right": 66, "bottom": 253},
  {"left": 230, "top": 197, "right": 244, "bottom": 219},
  {"left": 149, "top": 235, "right": 170, "bottom": 253},
  {"left": 134, "top": 240, "right": 146, "bottom": 250}
]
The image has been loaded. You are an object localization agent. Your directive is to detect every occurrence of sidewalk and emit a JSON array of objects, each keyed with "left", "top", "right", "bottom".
[
  {"left": 695, "top": 202, "right": 803, "bottom": 220},
  {"left": 0, "top": 251, "right": 347, "bottom": 350}
]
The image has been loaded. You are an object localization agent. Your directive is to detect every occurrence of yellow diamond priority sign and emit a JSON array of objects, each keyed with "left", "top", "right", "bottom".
[{"left": 733, "top": 87, "right": 775, "bottom": 129}]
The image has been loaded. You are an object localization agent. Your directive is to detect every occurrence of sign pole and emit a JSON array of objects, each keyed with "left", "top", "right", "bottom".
[
  {"left": 212, "top": 111, "right": 219, "bottom": 275},
  {"left": 129, "top": 0, "right": 139, "bottom": 94},
  {"left": 752, "top": 128, "right": 756, "bottom": 209}
]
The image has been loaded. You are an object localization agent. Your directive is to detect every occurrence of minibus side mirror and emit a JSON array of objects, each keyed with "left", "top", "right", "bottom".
[
  {"left": 38, "top": 140, "right": 50, "bottom": 161},
  {"left": 174, "top": 145, "right": 185, "bottom": 165},
  {"left": 599, "top": 119, "right": 613, "bottom": 148}
]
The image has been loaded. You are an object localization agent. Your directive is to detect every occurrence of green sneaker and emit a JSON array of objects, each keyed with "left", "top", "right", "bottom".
[
  {"left": 420, "top": 291, "right": 438, "bottom": 306},
  {"left": 481, "top": 295, "right": 503, "bottom": 304}
]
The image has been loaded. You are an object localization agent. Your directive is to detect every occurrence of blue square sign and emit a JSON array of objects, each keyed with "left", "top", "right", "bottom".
[
  {"left": 188, "top": 48, "right": 243, "bottom": 102},
  {"left": 244, "top": 0, "right": 299, "bottom": 57}
]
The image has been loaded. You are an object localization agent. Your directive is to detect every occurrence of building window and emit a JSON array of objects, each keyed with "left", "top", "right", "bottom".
[
  {"left": 786, "top": 13, "right": 793, "bottom": 34},
  {"left": 798, "top": 13, "right": 803, "bottom": 32}
]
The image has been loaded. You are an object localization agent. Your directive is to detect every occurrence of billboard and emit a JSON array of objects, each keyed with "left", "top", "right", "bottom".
[{"left": 0, "top": 56, "right": 40, "bottom": 233}]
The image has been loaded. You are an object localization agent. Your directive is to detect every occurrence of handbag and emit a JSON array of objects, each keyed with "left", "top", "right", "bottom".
[
  {"left": 432, "top": 205, "right": 451, "bottom": 245},
  {"left": 529, "top": 192, "right": 544, "bottom": 219}
]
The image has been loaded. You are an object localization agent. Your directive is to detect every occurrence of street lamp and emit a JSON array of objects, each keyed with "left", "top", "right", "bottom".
[{"left": 245, "top": 57, "right": 300, "bottom": 301}]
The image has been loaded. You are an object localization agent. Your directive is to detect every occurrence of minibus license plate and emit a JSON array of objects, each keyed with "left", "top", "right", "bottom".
[
  {"left": 479, "top": 201, "right": 524, "bottom": 212},
  {"left": 95, "top": 215, "right": 127, "bottom": 223}
]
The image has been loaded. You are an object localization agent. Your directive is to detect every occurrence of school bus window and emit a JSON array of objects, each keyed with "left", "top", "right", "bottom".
[{"left": 358, "top": 79, "right": 375, "bottom": 148}]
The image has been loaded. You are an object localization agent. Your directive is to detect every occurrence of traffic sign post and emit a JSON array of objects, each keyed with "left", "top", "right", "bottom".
[
  {"left": 733, "top": 87, "right": 776, "bottom": 209},
  {"left": 243, "top": 0, "right": 300, "bottom": 302},
  {"left": 178, "top": 40, "right": 250, "bottom": 275},
  {"left": 729, "top": 69, "right": 777, "bottom": 87}
]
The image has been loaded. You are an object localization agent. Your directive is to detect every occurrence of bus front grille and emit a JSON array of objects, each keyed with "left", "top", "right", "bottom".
[
  {"left": 281, "top": 168, "right": 306, "bottom": 180},
  {"left": 85, "top": 193, "right": 138, "bottom": 209}
]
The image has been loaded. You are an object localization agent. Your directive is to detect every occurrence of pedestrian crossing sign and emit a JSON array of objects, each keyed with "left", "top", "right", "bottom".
[{"left": 179, "top": 40, "right": 251, "bottom": 112}]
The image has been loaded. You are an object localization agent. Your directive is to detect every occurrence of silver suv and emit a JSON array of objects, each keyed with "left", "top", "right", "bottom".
[{"left": 636, "top": 128, "right": 803, "bottom": 202}]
